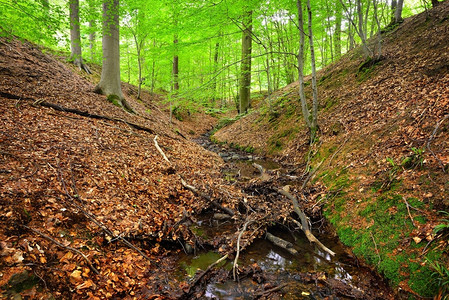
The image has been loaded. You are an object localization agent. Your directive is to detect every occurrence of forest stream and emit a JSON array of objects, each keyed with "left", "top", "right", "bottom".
[{"left": 168, "top": 133, "right": 393, "bottom": 299}]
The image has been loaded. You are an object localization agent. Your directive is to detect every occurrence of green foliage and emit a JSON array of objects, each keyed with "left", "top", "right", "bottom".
[
  {"left": 401, "top": 147, "right": 425, "bottom": 169},
  {"left": 0, "top": 0, "right": 65, "bottom": 47},
  {"left": 427, "top": 258, "right": 449, "bottom": 298},
  {"left": 434, "top": 211, "right": 449, "bottom": 234}
]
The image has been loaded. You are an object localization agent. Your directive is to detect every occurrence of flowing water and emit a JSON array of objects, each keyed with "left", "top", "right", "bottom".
[{"left": 180, "top": 133, "right": 389, "bottom": 299}]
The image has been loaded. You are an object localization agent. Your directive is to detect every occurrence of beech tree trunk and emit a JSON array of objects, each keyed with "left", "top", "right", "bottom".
[
  {"left": 95, "top": 0, "right": 124, "bottom": 102},
  {"left": 395, "top": 0, "right": 404, "bottom": 23},
  {"left": 334, "top": 0, "right": 342, "bottom": 59},
  {"left": 69, "top": 0, "right": 83, "bottom": 68},
  {"left": 173, "top": 36, "right": 179, "bottom": 93},
  {"left": 307, "top": 0, "right": 319, "bottom": 143},
  {"left": 297, "top": 0, "right": 311, "bottom": 129},
  {"left": 238, "top": 10, "right": 252, "bottom": 114}
]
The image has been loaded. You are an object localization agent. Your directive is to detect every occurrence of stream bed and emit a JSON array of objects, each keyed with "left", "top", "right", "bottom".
[{"left": 176, "top": 133, "right": 392, "bottom": 299}]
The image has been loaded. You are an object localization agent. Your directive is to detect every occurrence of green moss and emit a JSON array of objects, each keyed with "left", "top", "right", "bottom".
[
  {"left": 378, "top": 257, "right": 402, "bottom": 286},
  {"left": 107, "top": 94, "right": 122, "bottom": 107},
  {"left": 409, "top": 267, "right": 438, "bottom": 297},
  {"left": 337, "top": 227, "right": 356, "bottom": 247}
]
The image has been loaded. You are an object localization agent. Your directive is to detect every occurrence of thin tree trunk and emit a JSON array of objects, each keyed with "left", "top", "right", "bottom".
[
  {"left": 334, "top": 0, "right": 342, "bottom": 59},
  {"left": 307, "top": 0, "right": 319, "bottom": 143},
  {"left": 239, "top": 9, "right": 252, "bottom": 114},
  {"left": 173, "top": 36, "right": 179, "bottom": 93},
  {"left": 297, "top": 0, "right": 311, "bottom": 129}
]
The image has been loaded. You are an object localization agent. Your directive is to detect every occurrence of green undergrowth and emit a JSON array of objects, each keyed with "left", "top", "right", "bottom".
[
  {"left": 308, "top": 142, "right": 444, "bottom": 297},
  {"left": 320, "top": 165, "right": 442, "bottom": 296}
]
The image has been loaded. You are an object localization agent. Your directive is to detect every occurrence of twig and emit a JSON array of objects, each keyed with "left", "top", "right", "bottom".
[
  {"left": 301, "top": 158, "right": 325, "bottom": 190},
  {"left": 180, "top": 177, "right": 235, "bottom": 216},
  {"left": 326, "top": 136, "right": 349, "bottom": 167},
  {"left": 370, "top": 232, "right": 381, "bottom": 266},
  {"left": 233, "top": 219, "right": 253, "bottom": 281},
  {"left": 154, "top": 135, "right": 171, "bottom": 163},
  {"left": 427, "top": 114, "right": 449, "bottom": 173},
  {"left": 24, "top": 226, "right": 99, "bottom": 275},
  {"left": 255, "top": 283, "right": 289, "bottom": 298},
  {"left": 403, "top": 197, "right": 416, "bottom": 227}
]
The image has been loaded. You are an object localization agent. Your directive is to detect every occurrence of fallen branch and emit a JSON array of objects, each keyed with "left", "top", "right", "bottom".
[
  {"left": 266, "top": 232, "right": 298, "bottom": 255},
  {"left": 153, "top": 134, "right": 235, "bottom": 217},
  {"left": 277, "top": 188, "right": 335, "bottom": 256},
  {"left": 233, "top": 220, "right": 253, "bottom": 281},
  {"left": 403, "top": 196, "right": 416, "bottom": 227},
  {"left": 255, "top": 283, "right": 289, "bottom": 298},
  {"left": 427, "top": 114, "right": 449, "bottom": 173},
  {"left": 154, "top": 135, "right": 171, "bottom": 163},
  {"left": 180, "top": 177, "right": 235, "bottom": 216},
  {"left": 24, "top": 226, "right": 99, "bottom": 275},
  {"left": 183, "top": 253, "right": 229, "bottom": 297}
]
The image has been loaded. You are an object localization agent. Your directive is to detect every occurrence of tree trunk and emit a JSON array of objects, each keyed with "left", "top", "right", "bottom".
[
  {"left": 307, "top": 0, "right": 319, "bottom": 143},
  {"left": 239, "top": 10, "right": 252, "bottom": 114},
  {"left": 173, "top": 36, "right": 179, "bottom": 93},
  {"left": 69, "top": 0, "right": 83, "bottom": 68},
  {"left": 212, "top": 41, "right": 220, "bottom": 101},
  {"left": 333, "top": 1, "right": 342, "bottom": 60},
  {"left": 95, "top": 0, "right": 125, "bottom": 104},
  {"left": 297, "top": 0, "right": 311, "bottom": 129},
  {"left": 395, "top": 0, "right": 404, "bottom": 23}
]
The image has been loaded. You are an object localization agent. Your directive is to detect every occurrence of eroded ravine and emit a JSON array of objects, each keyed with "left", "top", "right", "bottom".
[{"left": 170, "top": 133, "right": 394, "bottom": 299}]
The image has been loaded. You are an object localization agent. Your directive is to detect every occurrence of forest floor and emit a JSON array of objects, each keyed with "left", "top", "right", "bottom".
[
  {"left": 214, "top": 2, "right": 449, "bottom": 298},
  {"left": 0, "top": 35, "right": 394, "bottom": 299},
  {"left": 1, "top": 2, "right": 448, "bottom": 300}
]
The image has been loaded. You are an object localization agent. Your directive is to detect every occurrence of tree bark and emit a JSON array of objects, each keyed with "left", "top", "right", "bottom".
[
  {"left": 297, "top": 0, "right": 311, "bottom": 129},
  {"left": 238, "top": 9, "right": 252, "bottom": 114},
  {"left": 334, "top": 0, "right": 342, "bottom": 59},
  {"left": 173, "top": 36, "right": 179, "bottom": 93},
  {"left": 307, "top": 0, "right": 319, "bottom": 143},
  {"left": 95, "top": 0, "right": 125, "bottom": 103},
  {"left": 69, "top": 0, "right": 83, "bottom": 68},
  {"left": 395, "top": 0, "right": 404, "bottom": 23}
]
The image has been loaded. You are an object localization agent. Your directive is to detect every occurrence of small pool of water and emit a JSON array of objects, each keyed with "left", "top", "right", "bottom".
[{"left": 176, "top": 229, "right": 366, "bottom": 299}]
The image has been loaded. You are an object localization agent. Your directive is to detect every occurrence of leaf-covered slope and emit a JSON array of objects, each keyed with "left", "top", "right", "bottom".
[
  {"left": 0, "top": 37, "right": 243, "bottom": 298},
  {"left": 214, "top": 2, "right": 449, "bottom": 297}
]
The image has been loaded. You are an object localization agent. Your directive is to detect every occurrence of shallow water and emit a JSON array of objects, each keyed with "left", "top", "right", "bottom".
[{"left": 176, "top": 228, "right": 367, "bottom": 299}]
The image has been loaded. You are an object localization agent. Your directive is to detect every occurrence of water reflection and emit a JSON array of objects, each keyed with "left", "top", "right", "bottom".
[{"left": 178, "top": 231, "right": 365, "bottom": 299}]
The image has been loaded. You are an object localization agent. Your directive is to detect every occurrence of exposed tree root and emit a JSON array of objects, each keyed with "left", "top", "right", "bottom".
[{"left": 0, "top": 91, "right": 158, "bottom": 135}]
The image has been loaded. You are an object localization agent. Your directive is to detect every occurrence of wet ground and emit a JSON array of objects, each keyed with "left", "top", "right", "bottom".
[{"left": 174, "top": 133, "right": 394, "bottom": 299}]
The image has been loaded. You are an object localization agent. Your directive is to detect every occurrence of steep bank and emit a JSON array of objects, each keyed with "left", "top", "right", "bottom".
[
  {"left": 214, "top": 2, "right": 449, "bottom": 297},
  {"left": 0, "top": 37, "right": 241, "bottom": 298}
]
